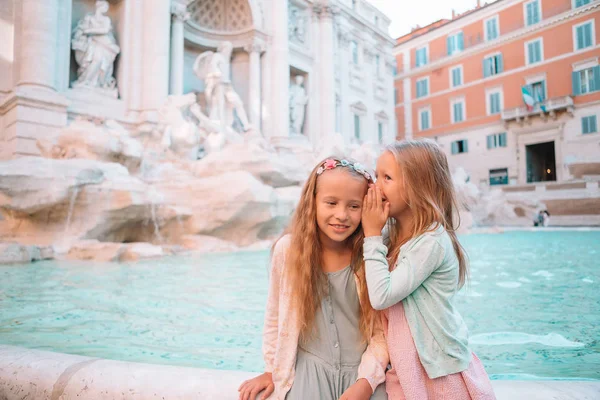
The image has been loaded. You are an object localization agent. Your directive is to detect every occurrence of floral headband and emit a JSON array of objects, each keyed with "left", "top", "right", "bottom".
[{"left": 316, "top": 158, "right": 373, "bottom": 182}]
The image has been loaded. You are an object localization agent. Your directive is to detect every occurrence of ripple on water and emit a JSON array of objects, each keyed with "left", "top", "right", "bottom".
[
  {"left": 470, "top": 332, "right": 585, "bottom": 348},
  {"left": 496, "top": 282, "right": 522, "bottom": 289},
  {"left": 532, "top": 270, "right": 554, "bottom": 279},
  {"left": 582, "top": 278, "right": 594, "bottom": 283}
]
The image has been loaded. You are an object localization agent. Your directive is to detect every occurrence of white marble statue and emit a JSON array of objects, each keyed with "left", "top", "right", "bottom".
[
  {"left": 193, "top": 41, "right": 251, "bottom": 133},
  {"left": 71, "top": 0, "right": 120, "bottom": 97},
  {"left": 159, "top": 94, "right": 205, "bottom": 160},
  {"left": 289, "top": 75, "right": 308, "bottom": 135}
]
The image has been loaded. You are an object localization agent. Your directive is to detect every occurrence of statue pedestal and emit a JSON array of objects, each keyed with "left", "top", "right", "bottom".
[
  {"left": 71, "top": 83, "right": 119, "bottom": 99},
  {"left": 67, "top": 87, "right": 127, "bottom": 123},
  {"left": 0, "top": 86, "right": 68, "bottom": 159}
]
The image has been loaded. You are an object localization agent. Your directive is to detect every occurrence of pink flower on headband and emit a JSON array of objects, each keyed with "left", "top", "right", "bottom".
[{"left": 323, "top": 159, "right": 338, "bottom": 170}]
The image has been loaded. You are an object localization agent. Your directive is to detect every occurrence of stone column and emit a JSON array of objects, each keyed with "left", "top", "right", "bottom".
[
  {"left": 13, "top": 0, "right": 60, "bottom": 90},
  {"left": 266, "top": 0, "right": 290, "bottom": 140},
  {"left": 314, "top": 4, "right": 337, "bottom": 140},
  {"left": 244, "top": 41, "right": 265, "bottom": 128},
  {"left": 169, "top": 2, "right": 189, "bottom": 96},
  {"left": 140, "top": 0, "right": 171, "bottom": 121},
  {"left": 0, "top": 0, "right": 68, "bottom": 159}
]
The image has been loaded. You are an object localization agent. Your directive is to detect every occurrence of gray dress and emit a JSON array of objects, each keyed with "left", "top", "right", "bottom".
[{"left": 286, "top": 266, "right": 387, "bottom": 400}]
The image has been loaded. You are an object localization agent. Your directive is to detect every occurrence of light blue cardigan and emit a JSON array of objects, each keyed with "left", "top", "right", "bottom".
[{"left": 363, "top": 225, "right": 472, "bottom": 379}]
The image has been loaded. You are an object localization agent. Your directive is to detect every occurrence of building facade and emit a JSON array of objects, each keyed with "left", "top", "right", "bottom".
[
  {"left": 394, "top": 0, "right": 600, "bottom": 187},
  {"left": 0, "top": 0, "right": 395, "bottom": 160}
]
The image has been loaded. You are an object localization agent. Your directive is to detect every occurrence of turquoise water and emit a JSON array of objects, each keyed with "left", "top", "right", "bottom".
[{"left": 0, "top": 231, "right": 599, "bottom": 380}]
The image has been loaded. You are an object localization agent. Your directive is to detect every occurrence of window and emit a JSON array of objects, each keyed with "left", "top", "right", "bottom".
[
  {"left": 352, "top": 0, "right": 357, "bottom": 10},
  {"left": 582, "top": 115, "right": 598, "bottom": 134},
  {"left": 374, "top": 15, "right": 379, "bottom": 27},
  {"left": 489, "top": 168, "right": 509, "bottom": 185},
  {"left": 451, "top": 139, "right": 468, "bottom": 154},
  {"left": 416, "top": 78, "right": 429, "bottom": 98},
  {"left": 574, "top": 21, "right": 595, "bottom": 51},
  {"left": 416, "top": 46, "right": 428, "bottom": 67},
  {"left": 447, "top": 32, "right": 464, "bottom": 55},
  {"left": 573, "top": 66, "right": 600, "bottom": 95},
  {"left": 525, "top": 0, "right": 541, "bottom": 26},
  {"left": 485, "top": 16, "right": 499, "bottom": 41},
  {"left": 375, "top": 54, "right": 381, "bottom": 77},
  {"left": 526, "top": 39, "right": 543, "bottom": 65},
  {"left": 450, "top": 65, "right": 463, "bottom": 87},
  {"left": 351, "top": 41, "right": 359, "bottom": 64},
  {"left": 354, "top": 114, "right": 361, "bottom": 140},
  {"left": 574, "top": 0, "right": 591, "bottom": 8},
  {"left": 483, "top": 53, "right": 503, "bottom": 77},
  {"left": 530, "top": 80, "right": 546, "bottom": 102},
  {"left": 378, "top": 121, "right": 384, "bottom": 143},
  {"left": 393, "top": 60, "right": 398, "bottom": 76},
  {"left": 451, "top": 99, "right": 465, "bottom": 123},
  {"left": 419, "top": 108, "right": 431, "bottom": 131},
  {"left": 487, "top": 90, "right": 503, "bottom": 115},
  {"left": 394, "top": 88, "right": 398, "bottom": 104},
  {"left": 487, "top": 132, "right": 507, "bottom": 149}
]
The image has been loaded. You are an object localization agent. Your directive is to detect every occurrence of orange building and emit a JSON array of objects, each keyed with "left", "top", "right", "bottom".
[{"left": 394, "top": 0, "right": 600, "bottom": 187}]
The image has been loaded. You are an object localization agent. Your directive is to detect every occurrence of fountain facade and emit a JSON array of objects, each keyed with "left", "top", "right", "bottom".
[{"left": 0, "top": 0, "right": 398, "bottom": 263}]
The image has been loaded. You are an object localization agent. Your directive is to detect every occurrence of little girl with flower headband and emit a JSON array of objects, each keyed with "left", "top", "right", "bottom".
[{"left": 238, "top": 157, "right": 389, "bottom": 400}]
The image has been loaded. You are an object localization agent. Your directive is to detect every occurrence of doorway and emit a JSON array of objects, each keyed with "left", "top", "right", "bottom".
[{"left": 526, "top": 141, "right": 556, "bottom": 183}]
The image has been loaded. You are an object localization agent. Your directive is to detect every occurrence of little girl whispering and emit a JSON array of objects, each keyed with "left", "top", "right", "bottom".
[{"left": 361, "top": 139, "right": 496, "bottom": 400}]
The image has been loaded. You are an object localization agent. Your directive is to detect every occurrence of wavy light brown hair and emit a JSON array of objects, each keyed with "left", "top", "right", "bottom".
[
  {"left": 385, "top": 139, "right": 469, "bottom": 288},
  {"left": 275, "top": 157, "right": 377, "bottom": 341}
]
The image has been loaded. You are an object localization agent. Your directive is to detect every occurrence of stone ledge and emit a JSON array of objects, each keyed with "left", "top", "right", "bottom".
[{"left": 0, "top": 345, "right": 599, "bottom": 400}]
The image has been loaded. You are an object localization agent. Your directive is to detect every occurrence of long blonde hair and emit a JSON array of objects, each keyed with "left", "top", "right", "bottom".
[
  {"left": 274, "top": 157, "right": 377, "bottom": 341},
  {"left": 385, "top": 139, "right": 469, "bottom": 288}
]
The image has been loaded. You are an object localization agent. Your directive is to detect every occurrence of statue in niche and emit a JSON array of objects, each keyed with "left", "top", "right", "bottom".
[
  {"left": 193, "top": 41, "right": 251, "bottom": 133},
  {"left": 289, "top": 75, "right": 308, "bottom": 135},
  {"left": 71, "top": 0, "right": 120, "bottom": 97}
]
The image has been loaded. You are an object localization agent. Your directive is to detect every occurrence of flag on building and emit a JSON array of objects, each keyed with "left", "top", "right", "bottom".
[{"left": 522, "top": 85, "right": 534, "bottom": 112}]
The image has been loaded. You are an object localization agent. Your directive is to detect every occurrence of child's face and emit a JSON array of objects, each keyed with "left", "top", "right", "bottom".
[
  {"left": 375, "top": 151, "right": 410, "bottom": 220},
  {"left": 315, "top": 168, "right": 367, "bottom": 246}
]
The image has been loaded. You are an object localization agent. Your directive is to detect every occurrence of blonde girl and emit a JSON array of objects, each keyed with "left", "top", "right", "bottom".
[
  {"left": 239, "top": 157, "right": 389, "bottom": 400},
  {"left": 361, "top": 140, "right": 496, "bottom": 400}
]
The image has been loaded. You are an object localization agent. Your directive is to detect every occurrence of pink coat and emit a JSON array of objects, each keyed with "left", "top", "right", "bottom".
[{"left": 262, "top": 235, "right": 389, "bottom": 399}]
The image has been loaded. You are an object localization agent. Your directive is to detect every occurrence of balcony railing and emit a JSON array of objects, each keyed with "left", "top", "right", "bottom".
[
  {"left": 501, "top": 95, "right": 574, "bottom": 122},
  {"left": 409, "top": 2, "right": 576, "bottom": 70}
]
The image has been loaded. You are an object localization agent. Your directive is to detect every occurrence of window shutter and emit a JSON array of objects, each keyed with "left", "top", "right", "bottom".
[
  {"left": 500, "top": 132, "right": 507, "bottom": 147},
  {"left": 487, "top": 135, "right": 494, "bottom": 149},
  {"left": 534, "top": 1, "right": 540, "bottom": 23},
  {"left": 576, "top": 26, "right": 583, "bottom": 50},
  {"left": 463, "top": 140, "right": 469, "bottom": 153},
  {"left": 593, "top": 66, "right": 600, "bottom": 92},
  {"left": 447, "top": 36, "right": 452, "bottom": 55},
  {"left": 591, "top": 116, "right": 598, "bottom": 133},
  {"left": 536, "top": 41, "right": 542, "bottom": 62},
  {"left": 582, "top": 117, "right": 590, "bottom": 134},
  {"left": 458, "top": 32, "right": 464, "bottom": 51},
  {"left": 483, "top": 58, "right": 489, "bottom": 78},
  {"left": 541, "top": 80, "right": 547, "bottom": 101},
  {"left": 584, "top": 23, "right": 592, "bottom": 48},
  {"left": 451, "top": 141, "right": 458, "bottom": 154},
  {"left": 572, "top": 71, "right": 581, "bottom": 95},
  {"left": 497, "top": 54, "right": 504, "bottom": 73},
  {"left": 527, "top": 43, "right": 534, "bottom": 63}
]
